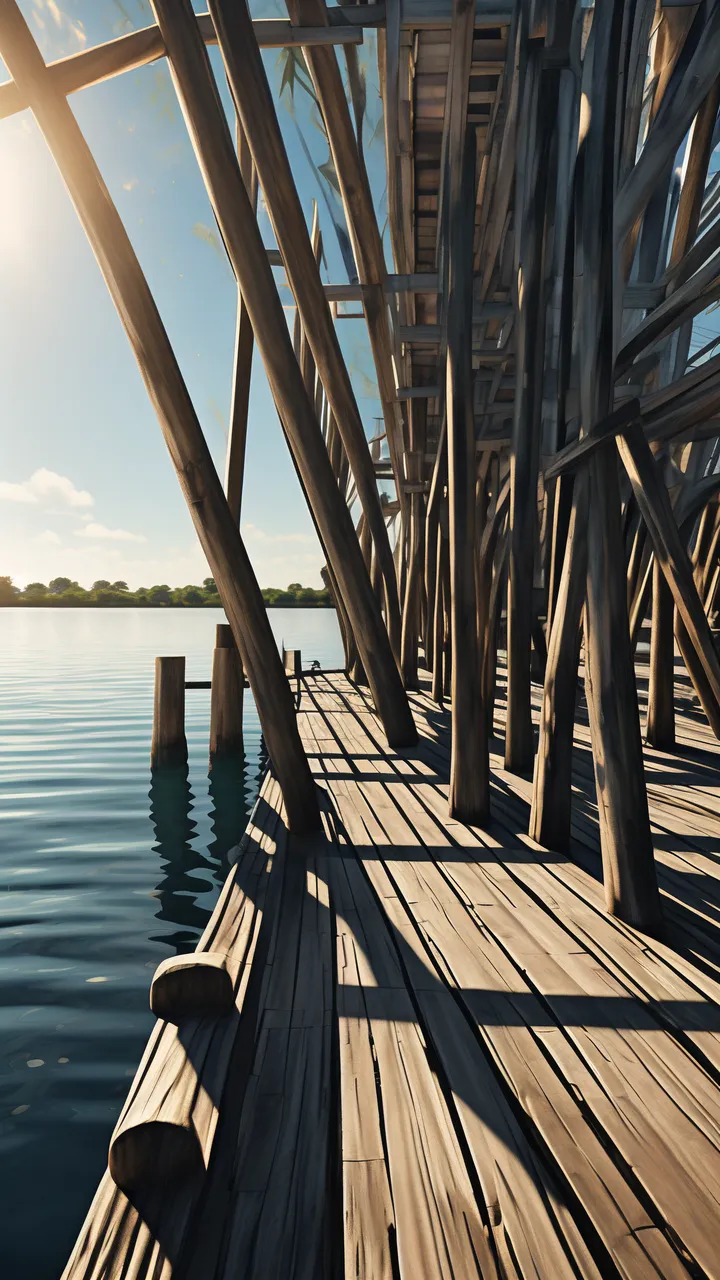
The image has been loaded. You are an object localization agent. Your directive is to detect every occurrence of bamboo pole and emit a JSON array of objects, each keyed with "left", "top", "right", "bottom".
[
  {"left": 0, "top": 0, "right": 320, "bottom": 833},
  {"left": 210, "top": 0, "right": 402, "bottom": 658},
  {"left": 147, "top": 0, "right": 415, "bottom": 749}
]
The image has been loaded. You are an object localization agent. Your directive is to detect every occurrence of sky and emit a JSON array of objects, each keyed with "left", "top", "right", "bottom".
[{"left": 0, "top": 0, "right": 391, "bottom": 590}]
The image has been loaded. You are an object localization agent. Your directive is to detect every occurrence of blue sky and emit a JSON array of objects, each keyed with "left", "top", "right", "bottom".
[{"left": 0, "top": 0, "right": 390, "bottom": 589}]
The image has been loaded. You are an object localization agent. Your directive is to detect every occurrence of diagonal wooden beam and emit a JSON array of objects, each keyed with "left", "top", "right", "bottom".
[
  {"left": 285, "top": 0, "right": 408, "bottom": 511},
  {"left": 0, "top": 14, "right": 368, "bottom": 122},
  {"left": 147, "top": 0, "right": 415, "bottom": 748},
  {"left": 209, "top": 0, "right": 402, "bottom": 660},
  {"left": 0, "top": 0, "right": 320, "bottom": 832},
  {"left": 616, "top": 422, "right": 720, "bottom": 735}
]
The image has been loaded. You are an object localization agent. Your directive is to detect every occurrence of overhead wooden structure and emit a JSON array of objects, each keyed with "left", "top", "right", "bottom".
[{"left": 2, "top": 0, "right": 720, "bottom": 1272}]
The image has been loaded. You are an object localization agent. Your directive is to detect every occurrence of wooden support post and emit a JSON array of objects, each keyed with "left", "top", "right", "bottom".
[
  {"left": 616, "top": 422, "right": 720, "bottom": 732},
  {"left": 423, "top": 422, "right": 447, "bottom": 672},
  {"left": 506, "top": 43, "right": 553, "bottom": 775},
  {"left": 151, "top": 657, "right": 188, "bottom": 770},
  {"left": 147, "top": 0, "right": 415, "bottom": 749},
  {"left": 431, "top": 528, "right": 445, "bottom": 706},
  {"left": 0, "top": 1, "right": 320, "bottom": 834},
  {"left": 209, "top": 623, "right": 244, "bottom": 764},
  {"left": 578, "top": 0, "right": 660, "bottom": 931},
  {"left": 400, "top": 449, "right": 424, "bottom": 689},
  {"left": 447, "top": 128, "right": 488, "bottom": 823},
  {"left": 210, "top": 0, "right": 402, "bottom": 658},
  {"left": 646, "top": 561, "right": 675, "bottom": 750},
  {"left": 530, "top": 483, "right": 586, "bottom": 851},
  {"left": 224, "top": 121, "right": 256, "bottom": 525}
]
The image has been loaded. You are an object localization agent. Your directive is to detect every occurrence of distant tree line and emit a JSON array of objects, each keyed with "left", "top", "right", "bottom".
[{"left": 0, "top": 576, "right": 332, "bottom": 608}]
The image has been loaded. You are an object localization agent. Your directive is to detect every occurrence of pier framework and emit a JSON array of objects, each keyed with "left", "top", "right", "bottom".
[{"left": 3, "top": 0, "right": 720, "bottom": 1273}]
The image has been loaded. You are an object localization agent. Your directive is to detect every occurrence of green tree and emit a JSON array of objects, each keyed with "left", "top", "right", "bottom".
[
  {"left": 149, "top": 584, "right": 172, "bottom": 605},
  {"left": 48, "top": 577, "right": 76, "bottom": 594},
  {"left": 203, "top": 577, "right": 216, "bottom": 592},
  {"left": 111, "top": 580, "right": 129, "bottom": 591},
  {"left": 183, "top": 587, "right": 204, "bottom": 605},
  {"left": 92, "top": 580, "right": 112, "bottom": 591},
  {"left": 287, "top": 582, "right": 303, "bottom": 594},
  {"left": 24, "top": 582, "right": 47, "bottom": 595},
  {"left": 0, "top": 575, "right": 19, "bottom": 604}
]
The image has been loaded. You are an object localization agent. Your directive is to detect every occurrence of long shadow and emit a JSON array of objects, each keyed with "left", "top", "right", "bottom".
[{"left": 80, "top": 680, "right": 720, "bottom": 1278}]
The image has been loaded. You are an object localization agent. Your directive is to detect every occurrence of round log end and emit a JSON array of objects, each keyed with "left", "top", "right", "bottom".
[
  {"left": 150, "top": 952, "right": 234, "bottom": 1023},
  {"left": 109, "top": 1119, "right": 204, "bottom": 1193}
]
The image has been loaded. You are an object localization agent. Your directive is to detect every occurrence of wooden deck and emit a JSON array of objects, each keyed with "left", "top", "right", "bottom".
[{"left": 65, "top": 664, "right": 720, "bottom": 1280}]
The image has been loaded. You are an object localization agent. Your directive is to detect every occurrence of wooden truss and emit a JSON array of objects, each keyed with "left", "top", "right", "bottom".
[{"left": 2, "top": 0, "right": 720, "bottom": 932}]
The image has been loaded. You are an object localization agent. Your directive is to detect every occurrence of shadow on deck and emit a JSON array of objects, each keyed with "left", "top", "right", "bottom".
[{"left": 64, "top": 667, "right": 720, "bottom": 1280}]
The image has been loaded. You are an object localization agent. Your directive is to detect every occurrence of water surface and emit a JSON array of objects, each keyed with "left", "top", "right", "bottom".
[{"left": 0, "top": 607, "right": 342, "bottom": 1278}]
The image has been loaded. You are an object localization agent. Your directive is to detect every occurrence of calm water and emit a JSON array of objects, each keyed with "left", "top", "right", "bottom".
[{"left": 0, "top": 607, "right": 342, "bottom": 1278}]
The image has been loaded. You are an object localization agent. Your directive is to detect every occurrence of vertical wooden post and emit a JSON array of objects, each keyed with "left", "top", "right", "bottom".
[
  {"left": 530, "top": 484, "right": 586, "bottom": 850},
  {"left": 447, "top": 127, "right": 488, "bottom": 822},
  {"left": 151, "top": 657, "right": 187, "bottom": 770},
  {"left": 432, "top": 529, "right": 445, "bottom": 705},
  {"left": 646, "top": 562, "right": 675, "bottom": 750},
  {"left": 210, "top": 624, "right": 244, "bottom": 764},
  {"left": 505, "top": 46, "right": 555, "bottom": 774},
  {"left": 0, "top": 2, "right": 320, "bottom": 834},
  {"left": 579, "top": 0, "right": 660, "bottom": 931},
  {"left": 400, "top": 449, "right": 424, "bottom": 689}
]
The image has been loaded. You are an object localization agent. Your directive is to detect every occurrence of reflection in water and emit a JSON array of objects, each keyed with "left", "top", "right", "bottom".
[
  {"left": 148, "top": 766, "right": 213, "bottom": 952},
  {"left": 149, "top": 754, "right": 252, "bottom": 953},
  {"left": 208, "top": 754, "right": 251, "bottom": 879}
]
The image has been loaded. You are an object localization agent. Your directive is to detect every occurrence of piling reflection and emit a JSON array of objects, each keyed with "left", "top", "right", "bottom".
[
  {"left": 207, "top": 753, "right": 251, "bottom": 881},
  {"left": 148, "top": 765, "right": 214, "bottom": 953}
]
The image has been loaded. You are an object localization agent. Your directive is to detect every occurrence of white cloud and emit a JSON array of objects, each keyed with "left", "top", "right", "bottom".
[
  {"left": 35, "top": 530, "right": 62, "bottom": 545},
  {"left": 0, "top": 468, "right": 93, "bottom": 508},
  {"left": 241, "top": 522, "right": 313, "bottom": 545},
  {"left": 74, "top": 522, "right": 146, "bottom": 543}
]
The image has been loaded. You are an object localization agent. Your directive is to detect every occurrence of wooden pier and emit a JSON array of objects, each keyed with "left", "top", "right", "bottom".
[
  {"left": 3, "top": 0, "right": 720, "bottom": 1271},
  {"left": 65, "top": 661, "right": 720, "bottom": 1279}
]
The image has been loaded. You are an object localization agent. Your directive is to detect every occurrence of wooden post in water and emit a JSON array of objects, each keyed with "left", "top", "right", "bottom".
[
  {"left": 151, "top": 657, "right": 187, "bottom": 770},
  {"left": 209, "top": 624, "right": 244, "bottom": 764}
]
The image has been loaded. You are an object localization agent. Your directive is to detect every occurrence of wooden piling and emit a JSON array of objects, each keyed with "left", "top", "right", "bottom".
[
  {"left": 209, "top": 624, "right": 244, "bottom": 763},
  {"left": 447, "top": 127, "right": 488, "bottom": 823},
  {"left": 151, "top": 657, "right": 187, "bottom": 770}
]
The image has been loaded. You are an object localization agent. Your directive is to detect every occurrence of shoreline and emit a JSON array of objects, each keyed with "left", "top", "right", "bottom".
[{"left": 0, "top": 601, "right": 335, "bottom": 609}]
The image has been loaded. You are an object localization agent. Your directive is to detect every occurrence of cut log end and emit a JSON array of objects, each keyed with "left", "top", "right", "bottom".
[
  {"left": 150, "top": 952, "right": 234, "bottom": 1023},
  {"left": 109, "top": 1118, "right": 205, "bottom": 1193}
]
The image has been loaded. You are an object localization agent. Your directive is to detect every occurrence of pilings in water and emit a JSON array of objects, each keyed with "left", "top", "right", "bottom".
[
  {"left": 151, "top": 657, "right": 187, "bottom": 770},
  {"left": 210, "top": 624, "right": 244, "bottom": 763}
]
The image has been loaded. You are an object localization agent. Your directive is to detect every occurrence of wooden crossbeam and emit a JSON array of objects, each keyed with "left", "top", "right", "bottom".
[
  {"left": 0, "top": 14, "right": 367, "bottom": 121},
  {"left": 543, "top": 398, "right": 642, "bottom": 482}
]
